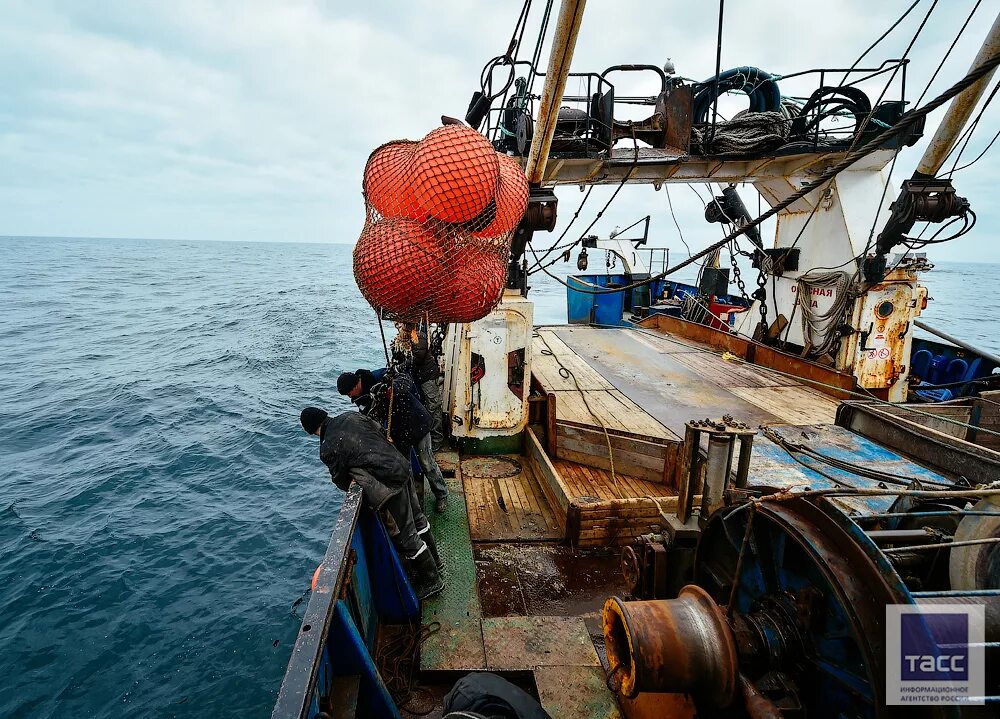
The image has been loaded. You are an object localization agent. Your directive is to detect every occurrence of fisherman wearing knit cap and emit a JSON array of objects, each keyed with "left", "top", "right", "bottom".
[
  {"left": 338, "top": 368, "right": 449, "bottom": 513},
  {"left": 299, "top": 406, "right": 444, "bottom": 600}
]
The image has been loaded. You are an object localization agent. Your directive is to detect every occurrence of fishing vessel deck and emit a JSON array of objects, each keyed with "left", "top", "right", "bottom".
[{"left": 412, "top": 320, "right": 960, "bottom": 718}]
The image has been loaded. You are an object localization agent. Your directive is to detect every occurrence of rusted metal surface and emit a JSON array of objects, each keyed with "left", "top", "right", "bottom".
[
  {"left": 433, "top": 449, "right": 459, "bottom": 476},
  {"left": 663, "top": 85, "right": 693, "bottom": 153},
  {"left": 602, "top": 586, "right": 737, "bottom": 705},
  {"left": 695, "top": 498, "right": 912, "bottom": 716},
  {"left": 482, "top": 615, "right": 601, "bottom": 670},
  {"left": 618, "top": 692, "right": 695, "bottom": 719},
  {"left": 524, "top": 0, "right": 588, "bottom": 185},
  {"left": 461, "top": 456, "right": 522, "bottom": 479},
  {"left": 638, "top": 315, "right": 857, "bottom": 398},
  {"left": 949, "top": 495, "right": 1000, "bottom": 591},
  {"left": 916, "top": 10, "right": 1000, "bottom": 176},
  {"left": 851, "top": 271, "right": 925, "bottom": 396},
  {"left": 836, "top": 400, "right": 1000, "bottom": 485},
  {"left": 739, "top": 674, "right": 784, "bottom": 719}
]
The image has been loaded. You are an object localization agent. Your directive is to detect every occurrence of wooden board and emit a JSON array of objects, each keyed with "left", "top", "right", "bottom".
[
  {"left": 974, "top": 391, "right": 1000, "bottom": 450},
  {"left": 553, "top": 459, "right": 667, "bottom": 502},
  {"left": 533, "top": 334, "right": 615, "bottom": 392},
  {"left": 551, "top": 389, "right": 675, "bottom": 440},
  {"left": 623, "top": 327, "right": 703, "bottom": 354},
  {"left": 729, "top": 385, "right": 838, "bottom": 425},
  {"left": 528, "top": 427, "right": 570, "bottom": 517},
  {"left": 548, "top": 326, "right": 790, "bottom": 435},
  {"left": 669, "top": 350, "right": 797, "bottom": 388},
  {"left": 464, "top": 460, "right": 563, "bottom": 542},
  {"left": 556, "top": 423, "right": 671, "bottom": 485}
]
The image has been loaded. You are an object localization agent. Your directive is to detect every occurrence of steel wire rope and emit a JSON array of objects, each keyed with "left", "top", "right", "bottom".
[
  {"left": 946, "top": 78, "right": 1000, "bottom": 177},
  {"left": 838, "top": 0, "right": 925, "bottom": 85},
  {"left": 843, "top": 0, "right": 938, "bottom": 158},
  {"left": 527, "top": 133, "right": 642, "bottom": 276},
  {"left": 524, "top": 185, "right": 595, "bottom": 273},
  {"left": 523, "top": 52, "right": 1000, "bottom": 299},
  {"left": 664, "top": 184, "right": 695, "bottom": 263},
  {"left": 950, "top": 126, "right": 1000, "bottom": 172},
  {"left": 915, "top": 0, "right": 982, "bottom": 106},
  {"left": 760, "top": 426, "right": 951, "bottom": 488}
]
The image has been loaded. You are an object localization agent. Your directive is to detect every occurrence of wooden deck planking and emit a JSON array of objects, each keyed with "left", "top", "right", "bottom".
[
  {"left": 729, "top": 385, "right": 838, "bottom": 425},
  {"left": 533, "top": 357, "right": 615, "bottom": 392},
  {"left": 668, "top": 351, "right": 797, "bottom": 388},
  {"left": 554, "top": 458, "right": 666, "bottom": 502},
  {"left": 464, "top": 460, "right": 563, "bottom": 542},
  {"left": 548, "top": 326, "right": 793, "bottom": 435},
  {"left": 552, "top": 389, "right": 675, "bottom": 440},
  {"left": 622, "top": 327, "right": 704, "bottom": 354}
]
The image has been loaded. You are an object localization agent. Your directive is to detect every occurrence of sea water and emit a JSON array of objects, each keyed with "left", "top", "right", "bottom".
[{"left": 0, "top": 236, "right": 996, "bottom": 718}]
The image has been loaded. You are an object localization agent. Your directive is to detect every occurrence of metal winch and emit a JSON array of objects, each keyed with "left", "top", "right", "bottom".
[{"left": 607, "top": 417, "right": 1000, "bottom": 717}]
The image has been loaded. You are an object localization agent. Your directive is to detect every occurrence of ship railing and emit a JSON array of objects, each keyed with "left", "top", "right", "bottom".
[
  {"left": 271, "top": 484, "right": 418, "bottom": 719},
  {"left": 479, "top": 58, "right": 915, "bottom": 161}
]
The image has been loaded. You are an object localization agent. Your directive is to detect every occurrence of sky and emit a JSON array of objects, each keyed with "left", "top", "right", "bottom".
[{"left": 2, "top": 0, "right": 999, "bottom": 261}]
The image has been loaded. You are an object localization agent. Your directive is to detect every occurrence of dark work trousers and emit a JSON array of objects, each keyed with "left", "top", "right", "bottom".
[
  {"left": 420, "top": 377, "right": 445, "bottom": 451},
  {"left": 398, "top": 436, "right": 448, "bottom": 504},
  {"left": 379, "top": 482, "right": 427, "bottom": 561}
]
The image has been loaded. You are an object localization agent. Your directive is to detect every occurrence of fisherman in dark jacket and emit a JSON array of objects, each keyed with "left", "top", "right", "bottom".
[
  {"left": 299, "top": 407, "right": 443, "bottom": 599},
  {"left": 398, "top": 321, "right": 444, "bottom": 452},
  {"left": 338, "top": 369, "right": 449, "bottom": 513}
]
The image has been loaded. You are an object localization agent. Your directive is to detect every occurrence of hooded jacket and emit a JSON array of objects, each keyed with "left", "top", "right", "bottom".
[{"left": 318, "top": 411, "right": 411, "bottom": 509}]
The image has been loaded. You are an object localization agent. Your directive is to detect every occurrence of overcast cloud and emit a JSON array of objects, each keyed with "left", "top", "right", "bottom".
[{"left": 2, "top": 0, "right": 998, "bottom": 261}]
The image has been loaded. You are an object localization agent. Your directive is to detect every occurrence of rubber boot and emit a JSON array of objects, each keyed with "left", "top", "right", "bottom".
[
  {"left": 409, "top": 545, "right": 444, "bottom": 600},
  {"left": 419, "top": 524, "right": 445, "bottom": 572}
]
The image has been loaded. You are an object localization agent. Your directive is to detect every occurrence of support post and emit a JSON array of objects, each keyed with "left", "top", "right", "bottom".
[
  {"left": 524, "top": 0, "right": 587, "bottom": 185},
  {"left": 915, "top": 11, "right": 1000, "bottom": 177}
]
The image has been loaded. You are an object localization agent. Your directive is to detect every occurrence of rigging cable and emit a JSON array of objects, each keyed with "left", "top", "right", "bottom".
[
  {"left": 526, "top": 49, "right": 1000, "bottom": 297},
  {"left": 525, "top": 185, "right": 595, "bottom": 273},
  {"left": 951, "top": 126, "right": 1000, "bottom": 173},
  {"left": 846, "top": 0, "right": 939, "bottom": 153},
  {"left": 946, "top": 78, "right": 1000, "bottom": 177},
  {"left": 915, "top": 0, "right": 982, "bottom": 105},
  {"left": 838, "top": 0, "right": 924, "bottom": 85},
  {"left": 664, "top": 185, "right": 695, "bottom": 261},
  {"left": 527, "top": 134, "right": 642, "bottom": 276}
]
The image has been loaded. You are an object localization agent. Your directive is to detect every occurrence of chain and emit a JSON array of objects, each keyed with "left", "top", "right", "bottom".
[
  {"left": 728, "top": 243, "right": 750, "bottom": 304},
  {"left": 753, "top": 256, "right": 769, "bottom": 340}
]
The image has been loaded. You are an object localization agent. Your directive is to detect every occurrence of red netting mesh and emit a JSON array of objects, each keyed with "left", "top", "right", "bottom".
[{"left": 354, "top": 124, "right": 529, "bottom": 324}]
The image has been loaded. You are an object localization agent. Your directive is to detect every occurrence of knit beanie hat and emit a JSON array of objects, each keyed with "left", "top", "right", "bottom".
[
  {"left": 300, "top": 407, "right": 328, "bottom": 434},
  {"left": 337, "top": 371, "right": 358, "bottom": 395}
]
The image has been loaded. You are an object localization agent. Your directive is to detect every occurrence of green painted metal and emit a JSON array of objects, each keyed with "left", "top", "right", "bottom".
[
  {"left": 420, "top": 475, "right": 486, "bottom": 671},
  {"left": 535, "top": 665, "right": 623, "bottom": 719},
  {"left": 457, "top": 432, "right": 524, "bottom": 456}
]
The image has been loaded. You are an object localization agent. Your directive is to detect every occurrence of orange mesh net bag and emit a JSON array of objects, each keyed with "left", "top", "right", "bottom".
[{"left": 354, "top": 124, "right": 529, "bottom": 323}]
